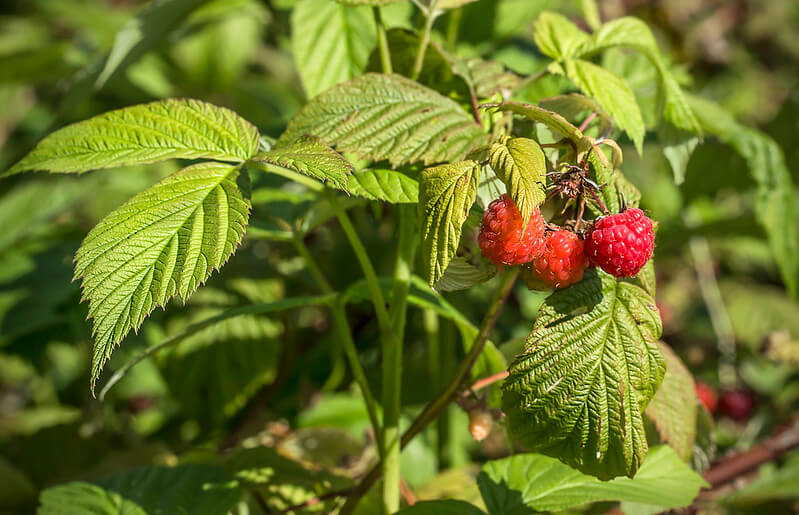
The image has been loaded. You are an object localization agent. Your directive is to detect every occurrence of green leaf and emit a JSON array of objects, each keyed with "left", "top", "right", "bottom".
[
  {"left": 503, "top": 269, "right": 665, "bottom": 479},
  {"left": 38, "top": 465, "right": 241, "bottom": 515},
  {"left": 279, "top": 73, "right": 487, "bottom": 167},
  {"left": 562, "top": 59, "right": 645, "bottom": 153},
  {"left": 578, "top": 0, "right": 601, "bottom": 30},
  {"left": 162, "top": 311, "right": 279, "bottom": 424},
  {"left": 253, "top": 135, "right": 354, "bottom": 191},
  {"left": 661, "top": 125, "right": 699, "bottom": 185},
  {"left": 688, "top": 95, "right": 798, "bottom": 297},
  {"left": 532, "top": 11, "right": 591, "bottom": 60},
  {"left": 223, "top": 445, "right": 351, "bottom": 512},
  {"left": 292, "top": 0, "right": 376, "bottom": 98},
  {"left": 419, "top": 161, "right": 480, "bottom": 286},
  {"left": 75, "top": 162, "right": 251, "bottom": 391},
  {"left": 96, "top": 0, "right": 213, "bottom": 89},
  {"left": 347, "top": 168, "right": 419, "bottom": 203},
  {"left": 539, "top": 93, "right": 613, "bottom": 138},
  {"left": 5, "top": 99, "right": 259, "bottom": 177},
  {"left": 398, "top": 500, "right": 486, "bottom": 515},
  {"left": 645, "top": 342, "right": 697, "bottom": 461},
  {"left": 489, "top": 137, "right": 547, "bottom": 231},
  {"left": 435, "top": 257, "right": 496, "bottom": 292},
  {"left": 478, "top": 446, "right": 707, "bottom": 513},
  {"left": 576, "top": 17, "right": 701, "bottom": 135}
]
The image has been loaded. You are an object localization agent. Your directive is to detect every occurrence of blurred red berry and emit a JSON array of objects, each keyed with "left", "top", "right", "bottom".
[
  {"left": 719, "top": 388, "right": 756, "bottom": 421},
  {"left": 532, "top": 230, "right": 588, "bottom": 288},
  {"left": 585, "top": 208, "right": 655, "bottom": 277},
  {"left": 478, "top": 195, "right": 546, "bottom": 266},
  {"left": 694, "top": 382, "right": 718, "bottom": 413}
]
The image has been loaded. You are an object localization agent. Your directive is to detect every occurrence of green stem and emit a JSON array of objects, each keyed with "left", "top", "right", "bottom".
[
  {"left": 411, "top": 0, "right": 439, "bottom": 80},
  {"left": 340, "top": 267, "right": 520, "bottom": 514},
  {"left": 382, "top": 205, "right": 418, "bottom": 513},
  {"left": 373, "top": 7, "right": 393, "bottom": 74},
  {"left": 247, "top": 160, "right": 324, "bottom": 192},
  {"left": 292, "top": 236, "right": 384, "bottom": 452},
  {"left": 325, "top": 190, "right": 395, "bottom": 345}
]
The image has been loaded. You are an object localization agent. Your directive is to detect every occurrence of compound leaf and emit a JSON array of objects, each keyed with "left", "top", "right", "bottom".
[
  {"left": 253, "top": 135, "right": 353, "bottom": 191},
  {"left": 292, "top": 0, "right": 375, "bottom": 98},
  {"left": 419, "top": 161, "right": 480, "bottom": 286},
  {"left": 489, "top": 137, "right": 547, "bottom": 231},
  {"left": 645, "top": 342, "right": 697, "bottom": 461},
  {"left": 5, "top": 99, "right": 259, "bottom": 177},
  {"left": 503, "top": 269, "right": 665, "bottom": 479},
  {"left": 562, "top": 58, "right": 645, "bottom": 154},
  {"left": 75, "top": 162, "right": 251, "bottom": 391},
  {"left": 279, "top": 73, "right": 487, "bottom": 167},
  {"left": 478, "top": 446, "right": 706, "bottom": 513}
]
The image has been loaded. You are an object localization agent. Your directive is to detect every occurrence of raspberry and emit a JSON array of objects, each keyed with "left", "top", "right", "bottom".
[
  {"left": 478, "top": 195, "right": 546, "bottom": 266},
  {"left": 585, "top": 208, "right": 654, "bottom": 277},
  {"left": 532, "top": 230, "right": 588, "bottom": 288},
  {"left": 695, "top": 382, "right": 718, "bottom": 413},
  {"left": 719, "top": 388, "right": 756, "bottom": 421}
]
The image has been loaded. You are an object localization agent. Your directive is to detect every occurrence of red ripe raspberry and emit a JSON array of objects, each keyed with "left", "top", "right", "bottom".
[
  {"left": 719, "top": 388, "right": 756, "bottom": 421},
  {"left": 478, "top": 195, "right": 546, "bottom": 266},
  {"left": 695, "top": 382, "right": 718, "bottom": 413},
  {"left": 585, "top": 208, "right": 654, "bottom": 277},
  {"left": 532, "top": 230, "right": 588, "bottom": 288}
]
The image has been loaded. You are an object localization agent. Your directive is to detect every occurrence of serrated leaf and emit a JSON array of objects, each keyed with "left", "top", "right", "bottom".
[
  {"left": 489, "top": 137, "right": 547, "bottom": 232},
  {"left": 419, "top": 161, "right": 480, "bottom": 286},
  {"left": 533, "top": 11, "right": 591, "bottom": 60},
  {"left": 539, "top": 93, "right": 613, "bottom": 138},
  {"left": 435, "top": 257, "right": 496, "bottom": 292},
  {"left": 38, "top": 465, "right": 241, "bottom": 515},
  {"left": 398, "top": 500, "right": 486, "bottom": 515},
  {"left": 645, "top": 342, "right": 697, "bottom": 461},
  {"left": 347, "top": 168, "right": 419, "bottom": 203},
  {"left": 253, "top": 135, "right": 353, "bottom": 191},
  {"left": 96, "top": 0, "right": 213, "bottom": 89},
  {"left": 482, "top": 101, "right": 585, "bottom": 143},
  {"left": 5, "top": 99, "right": 259, "bottom": 177},
  {"left": 279, "top": 73, "right": 487, "bottom": 167},
  {"left": 576, "top": 16, "right": 701, "bottom": 135},
  {"left": 503, "top": 269, "right": 665, "bottom": 479},
  {"left": 75, "top": 162, "right": 251, "bottom": 391},
  {"left": 292, "top": 0, "right": 376, "bottom": 98},
  {"left": 687, "top": 95, "right": 798, "bottom": 297},
  {"left": 478, "top": 446, "right": 707, "bottom": 513},
  {"left": 562, "top": 59, "right": 645, "bottom": 153}
]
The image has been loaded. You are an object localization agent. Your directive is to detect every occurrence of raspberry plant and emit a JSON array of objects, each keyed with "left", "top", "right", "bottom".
[{"left": 2, "top": 0, "right": 797, "bottom": 514}]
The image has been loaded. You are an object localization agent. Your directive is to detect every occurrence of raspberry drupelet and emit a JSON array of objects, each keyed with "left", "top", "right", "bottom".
[
  {"left": 478, "top": 195, "right": 546, "bottom": 266},
  {"left": 585, "top": 208, "right": 655, "bottom": 277}
]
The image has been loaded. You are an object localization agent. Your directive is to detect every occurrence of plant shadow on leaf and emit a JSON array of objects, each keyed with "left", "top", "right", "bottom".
[
  {"left": 474, "top": 475, "right": 530, "bottom": 515},
  {"left": 539, "top": 268, "right": 602, "bottom": 329}
]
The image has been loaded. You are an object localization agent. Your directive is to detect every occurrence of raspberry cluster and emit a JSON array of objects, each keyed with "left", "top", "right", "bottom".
[{"left": 477, "top": 196, "right": 655, "bottom": 288}]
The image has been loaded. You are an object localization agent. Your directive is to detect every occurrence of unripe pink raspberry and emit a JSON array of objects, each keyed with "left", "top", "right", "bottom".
[{"left": 585, "top": 208, "right": 654, "bottom": 277}]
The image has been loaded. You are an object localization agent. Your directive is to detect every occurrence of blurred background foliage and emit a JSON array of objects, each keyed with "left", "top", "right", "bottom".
[{"left": 0, "top": 0, "right": 798, "bottom": 513}]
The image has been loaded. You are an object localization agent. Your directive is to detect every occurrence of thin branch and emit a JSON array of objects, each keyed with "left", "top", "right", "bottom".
[
  {"left": 578, "top": 112, "right": 597, "bottom": 132},
  {"left": 411, "top": 0, "right": 440, "bottom": 80},
  {"left": 339, "top": 267, "right": 520, "bottom": 514},
  {"left": 468, "top": 370, "right": 509, "bottom": 393}
]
